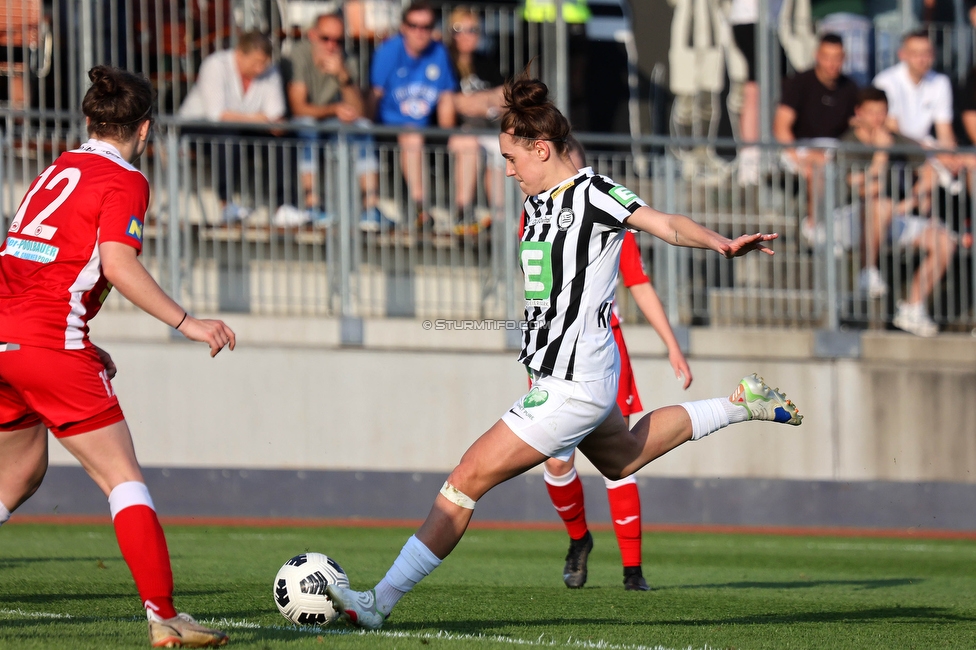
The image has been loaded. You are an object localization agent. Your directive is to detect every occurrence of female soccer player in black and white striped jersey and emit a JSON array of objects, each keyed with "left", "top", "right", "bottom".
[{"left": 326, "top": 73, "right": 802, "bottom": 628}]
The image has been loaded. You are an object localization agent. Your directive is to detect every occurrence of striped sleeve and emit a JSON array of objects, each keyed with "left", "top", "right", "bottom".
[{"left": 588, "top": 175, "right": 647, "bottom": 224}]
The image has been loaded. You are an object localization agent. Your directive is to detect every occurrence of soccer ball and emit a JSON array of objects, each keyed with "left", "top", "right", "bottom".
[{"left": 273, "top": 552, "right": 349, "bottom": 625}]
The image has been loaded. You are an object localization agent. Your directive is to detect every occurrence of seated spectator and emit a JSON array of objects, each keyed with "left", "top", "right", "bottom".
[
  {"left": 445, "top": 6, "right": 506, "bottom": 236},
  {"left": 874, "top": 30, "right": 976, "bottom": 193},
  {"left": 287, "top": 12, "right": 385, "bottom": 230},
  {"left": 872, "top": 31, "right": 953, "bottom": 147},
  {"left": 179, "top": 32, "right": 290, "bottom": 223},
  {"left": 838, "top": 86, "right": 954, "bottom": 337},
  {"left": 774, "top": 33, "right": 858, "bottom": 240},
  {"left": 774, "top": 32, "right": 859, "bottom": 175},
  {"left": 370, "top": 1, "right": 457, "bottom": 229}
]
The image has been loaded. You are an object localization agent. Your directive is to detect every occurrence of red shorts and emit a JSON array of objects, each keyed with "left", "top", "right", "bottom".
[
  {"left": 0, "top": 344, "right": 124, "bottom": 437},
  {"left": 613, "top": 326, "right": 643, "bottom": 417}
]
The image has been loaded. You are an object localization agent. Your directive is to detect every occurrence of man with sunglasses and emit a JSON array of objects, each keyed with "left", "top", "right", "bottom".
[
  {"left": 370, "top": 1, "right": 457, "bottom": 229},
  {"left": 288, "top": 13, "right": 383, "bottom": 229}
]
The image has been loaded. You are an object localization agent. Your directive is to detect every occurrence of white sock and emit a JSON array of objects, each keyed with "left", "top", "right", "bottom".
[
  {"left": 0, "top": 499, "right": 10, "bottom": 526},
  {"left": 108, "top": 481, "right": 155, "bottom": 520},
  {"left": 374, "top": 535, "right": 442, "bottom": 615},
  {"left": 543, "top": 465, "right": 578, "bottom": 486},
  {"left": 603, "top": 474, "right": 636, "bottom": 489},
  {"left": 681, "top": 397, "right": 746, "bottom": 440}
]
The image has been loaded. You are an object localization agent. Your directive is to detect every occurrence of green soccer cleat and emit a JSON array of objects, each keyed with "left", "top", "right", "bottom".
[{"left": 730, "top": 374, "right": 802, "bottom": 425}]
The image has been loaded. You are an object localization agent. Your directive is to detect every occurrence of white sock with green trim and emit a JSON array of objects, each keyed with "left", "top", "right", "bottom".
[{"left": 0, "top": 499, "right": 10, "bottom": 526}]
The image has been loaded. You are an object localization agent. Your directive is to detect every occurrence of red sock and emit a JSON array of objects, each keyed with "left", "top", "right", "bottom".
[
  {"left": 607, "top": 480, "right": 642, "bottom": 567},
  {"left": 545, "top": 471, "right": 589, "bottom": 540},
  {"left": 113, "top": 505, "right": 176, "bottom": 619}
]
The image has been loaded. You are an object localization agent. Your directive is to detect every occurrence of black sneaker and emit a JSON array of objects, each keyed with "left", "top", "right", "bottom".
[
  {"left": 562, "top": 531, "right": 593, "bottom": 588},
  {"left": 623, "top": 566, "right": 650, "bottom": 591}
]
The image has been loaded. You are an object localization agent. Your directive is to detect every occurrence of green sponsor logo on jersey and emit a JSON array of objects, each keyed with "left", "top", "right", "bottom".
[
  {"left": 522, "top": 386, "right": 549, "bottom": 408},
  {"left": 520, "top": 241, "right": 552, "bottom": 305},
  {"left": 609, "top": 185, "right": 638, "bottom": 207}
]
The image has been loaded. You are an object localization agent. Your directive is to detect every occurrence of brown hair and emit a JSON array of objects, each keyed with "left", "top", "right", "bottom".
[
  {"left": 565, "top": 134, "right": 586, "bottom": 168},
  {"left": 856, "top": 86, "right": 888, "bottom": 107},
  {"left": 500, "top": 72, "right": 571, "bottom": 155},
  {"left": 447, "top": 6, "right": 479, "bottom": 78},
  {"left": 237, "top": 31, "right": 273, "bottom": 57},
  {"left": 82, "top": 65, "right": 153, "bottom": 141}
]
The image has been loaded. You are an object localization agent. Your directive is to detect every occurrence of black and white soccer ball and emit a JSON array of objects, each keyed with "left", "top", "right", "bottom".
[{"left": 273, "top": 552, "right": 350, "bottom": 625}]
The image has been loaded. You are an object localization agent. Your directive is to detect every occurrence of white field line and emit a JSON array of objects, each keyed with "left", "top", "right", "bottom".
[
  {"left": 205, "top": 617, "right": 710, "bottom": 650},
  {"left": 0, "top": 608, "right": 73, "bottom": 619},
  {"left": 1, "top": 608, "right": 711, "bottom": 650}
]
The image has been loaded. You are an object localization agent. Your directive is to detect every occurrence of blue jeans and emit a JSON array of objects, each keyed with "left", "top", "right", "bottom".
[{"left": 296, "top": 117, "right": 378, "bottom": 178}]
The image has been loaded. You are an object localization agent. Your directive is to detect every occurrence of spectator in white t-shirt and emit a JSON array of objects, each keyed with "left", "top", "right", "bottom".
[
  {"left": 872, "top": 30, "right": 953, "bottom": 147},
  {"left": 180, "top": 32, "right": 288, "bottom": 223},
  {"left": 873, "top": 30, "right": 976, "bottom": 190}
]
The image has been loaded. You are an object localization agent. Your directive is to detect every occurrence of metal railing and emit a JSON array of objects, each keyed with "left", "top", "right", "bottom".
[
  {"left": 2, "top": 116, "right": 974, "bottom": 335},
  {"left": 0, "top": 1, "right": 558, "bottom": 116}
]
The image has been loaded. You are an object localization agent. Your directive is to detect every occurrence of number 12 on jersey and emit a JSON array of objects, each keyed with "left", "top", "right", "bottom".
[{"left": 9, "top": 165, "right": 82, "bottom": 241}]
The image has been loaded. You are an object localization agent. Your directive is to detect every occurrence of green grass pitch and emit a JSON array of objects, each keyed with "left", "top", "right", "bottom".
[{"left": 2, "top": 522, "right": 975, "bottom": 649}]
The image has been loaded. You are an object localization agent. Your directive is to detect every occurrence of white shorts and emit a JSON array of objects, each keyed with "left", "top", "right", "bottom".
[
  {"left": 889, "top": 214, "right": 931, "bottom": 249},
  {"left": 501, "top": 369, "right": 618, "bottom": 461}
]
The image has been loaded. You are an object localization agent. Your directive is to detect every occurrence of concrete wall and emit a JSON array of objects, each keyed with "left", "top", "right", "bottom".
[{"left": 42, "top": 311, "right": 975, "bottom": 486}]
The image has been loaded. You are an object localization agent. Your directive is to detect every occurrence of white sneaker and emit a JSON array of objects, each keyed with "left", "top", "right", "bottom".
[
  {"left": 273, "top": 204, "right": 311, "bottom": 227},
  {"left": 325, "top": 585, "right": 386, "bottom": 630},
  {"left": 893, "top": 302, "right": 938, "bottom": 337},
  {"left": 859, "top": 267, "right": 888, "bottom": 298},
  {"left": 220, "top": 203, "right": 250, "bottom": 223}
]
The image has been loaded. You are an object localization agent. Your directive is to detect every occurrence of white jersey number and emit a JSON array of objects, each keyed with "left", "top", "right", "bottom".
[{"left": 9, "top": 165, "right": 83, "bottom": 241}]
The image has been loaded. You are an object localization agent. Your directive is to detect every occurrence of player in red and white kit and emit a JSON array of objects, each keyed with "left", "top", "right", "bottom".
[
  {"left": 0, "top": 66, "right": 233, "bottom": 647},
  {"left": 541, "top": 139, "right": 693, "bottom": 591}
]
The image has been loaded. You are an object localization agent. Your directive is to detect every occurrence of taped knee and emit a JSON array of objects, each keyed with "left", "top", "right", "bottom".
[{"left": 439, "top": 481, "right": 476, "bottom": 510}]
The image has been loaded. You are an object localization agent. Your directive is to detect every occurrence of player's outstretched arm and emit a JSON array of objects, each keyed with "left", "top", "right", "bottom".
[
  {"left": 100, "top": 242, "right": 236, "bottom": 357},
  {"left": 628, "top": 282, "right": 692, "bottom": 389},
  {"left": 624, "top": 206, "right": 778, "bottom": 257}
]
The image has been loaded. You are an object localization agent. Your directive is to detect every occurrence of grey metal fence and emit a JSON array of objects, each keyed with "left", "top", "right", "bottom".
[{"left": 2, "top": 116, "right": 973, "bottom": 335}]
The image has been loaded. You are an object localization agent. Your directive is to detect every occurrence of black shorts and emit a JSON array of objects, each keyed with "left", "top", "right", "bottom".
[{"left": 732, "top": 23, "right": 757, "bottom": 82}]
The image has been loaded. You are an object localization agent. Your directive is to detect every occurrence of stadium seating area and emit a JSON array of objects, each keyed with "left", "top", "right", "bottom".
[{"left": 1, "top": 1, "right": 975, "bottom": 335}]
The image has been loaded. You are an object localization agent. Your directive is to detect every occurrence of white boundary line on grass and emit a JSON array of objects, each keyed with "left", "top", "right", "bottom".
[
  {"left": 208, "top": 617, "right": 711, "bottom": 650},
  {"left": 0, "top": 608, "right": 711, "bottom": 650},
  {"left": 0, "top": 608, "right": 72, "bottom": 619}
]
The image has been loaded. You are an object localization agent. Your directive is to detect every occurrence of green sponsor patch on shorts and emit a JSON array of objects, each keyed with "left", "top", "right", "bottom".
[{"left": 522, "top": 386, "right": 549, "bottom": 409}]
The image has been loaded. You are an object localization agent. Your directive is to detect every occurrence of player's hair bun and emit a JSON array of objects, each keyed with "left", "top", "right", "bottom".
[
  {"left": 500, "top": 68, "right": 572, "bottom": 153},
  {"left": 87, "top": 65, "right": 120, "bottom": 99},
  {"left": 81, "top": 65, "right": 154, "bottom": 142},
  {"left": 504, "top": 77, "right": 550, "bottom": 113}
]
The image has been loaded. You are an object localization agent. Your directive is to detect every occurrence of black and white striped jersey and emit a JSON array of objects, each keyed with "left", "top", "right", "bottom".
[{"left": 519, "top": 168, "right": 647, "bottom": 381}]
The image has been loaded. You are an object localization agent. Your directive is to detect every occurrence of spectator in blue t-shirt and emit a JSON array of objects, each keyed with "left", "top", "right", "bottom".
[{"left": 370, "top": 1, "right": 457, "bottom": 224}]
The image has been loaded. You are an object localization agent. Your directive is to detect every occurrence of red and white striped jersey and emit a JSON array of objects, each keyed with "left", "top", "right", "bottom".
[{"left": 0, "top": 139, "right": 148, "bottom": 350}]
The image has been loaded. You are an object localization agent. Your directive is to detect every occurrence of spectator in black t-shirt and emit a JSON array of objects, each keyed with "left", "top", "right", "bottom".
[
  {"left": 774, "top": 33, "right": 859, "bottom": 154},
  {"left": 960, "top": 66, "right": 976, "bottom": 146},
  {"left": 445, "top": 6, "right": 506, "bottom": 236},
  {"left": 774, "top": 33, "right": 858, "bottom": 225}
]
